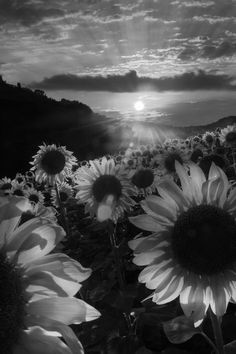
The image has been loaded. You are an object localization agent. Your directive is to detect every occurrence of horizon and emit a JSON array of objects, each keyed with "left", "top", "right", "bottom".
[{"left": 1, "top": 0, "right": 236, "bottom": 127}]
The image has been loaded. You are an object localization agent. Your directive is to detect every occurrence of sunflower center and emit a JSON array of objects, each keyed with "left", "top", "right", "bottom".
[
  {"left": 164, "top": 152, "right": 183, "bottom": 173},
  {"left": 0, "top": 253, "right": 26, "bottom": 352},
  {"left": 40, "top": 150, "right": 66, "bottom": 175},
  {"left": 60, "top": 191, "right": 69, "bottom": 202},
  {"left": 13, "top": 189, "right": 24, "bottom": 196},
  {"left": 190, "top": 149, "right": 203, "bottom": 163},
  {"left": 131, "top": 169, "right": 154, "bottom": 189},
  {"left": 205, "top": 134, "right": 213, "bottom": 144},
  {"left": 1, "top": 183, "right": 12, "bottom": 191},
  {"left": 225, "top": 131, "right": 236, "bottom": 145},
  {"left": 172, "top": 205, "right": 236, "bottom": 275},
  {"left": 28, "top": 194, "right": 39, "bottom": 204},
  {"left": 92, "top": 175, "right": 122, "bottom": 203}
]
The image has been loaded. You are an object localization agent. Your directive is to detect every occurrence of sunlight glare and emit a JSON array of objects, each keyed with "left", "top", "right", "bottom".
[{"left": 134, "top": 100, "right": 145, "bottom": 111}]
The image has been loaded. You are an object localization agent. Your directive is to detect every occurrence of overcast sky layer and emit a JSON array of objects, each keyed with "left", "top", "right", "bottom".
[{"left": 1, "top": 0, "right": 236, "bottom": 125}]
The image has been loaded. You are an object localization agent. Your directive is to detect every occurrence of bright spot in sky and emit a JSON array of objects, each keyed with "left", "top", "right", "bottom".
[{"left": 134, "top": 100, "right": 145, "bottom": 111}]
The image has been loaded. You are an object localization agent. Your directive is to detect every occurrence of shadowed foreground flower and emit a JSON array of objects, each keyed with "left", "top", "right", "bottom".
[
  {"left": 130, "top": 167, "right": 157, "bottom": 195},
  {"left": 155, "top": 147, "right": 191, "bottom": 176},
  {"left": 30, "top": 144, "right": 77, "bottom": 185},
  {"left": 51, "top": 182, "right": 74, "bottom": 208},
  {"left": 75, "top": 157, "right": 136, "bottom": 223},
  {"left": 129, "top": 161, "right": 236, "bottom": 326},
  {"left": 0, "top": 196, "right": 100, "bottom": 353},
  {"left": 0, "top": 177, "right": 13, "bottom": 195}
]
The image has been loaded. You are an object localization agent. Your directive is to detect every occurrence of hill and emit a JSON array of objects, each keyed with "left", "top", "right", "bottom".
[{"left": 0, "top": 76, "right": 114, "bottom": 176}]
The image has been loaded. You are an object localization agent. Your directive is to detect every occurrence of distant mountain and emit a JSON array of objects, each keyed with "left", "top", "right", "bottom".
[{"left": 1, "top": 75, "right": 235, "bottom": 176}]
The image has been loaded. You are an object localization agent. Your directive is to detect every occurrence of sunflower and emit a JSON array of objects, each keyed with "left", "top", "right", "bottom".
[
  {"left": 75, "top": 156, "right": 136, "bottom": 223},
  {"left": 0, "top": 177, "right": 13, "bottom": 196},
  {"left": 219, "top": 124, "right": 236, "bottom": 147},
  {"left": 154, "top": 146, "right": 191, "bottom": 177},
  {"left": 13, "top": 173, "right": 26, "bottom": 185},
  {"left": 202, "top": 131, "right": 216, "bottom": 146},
  {"left": 30, "top": 143, "right": 77, "bottom": 185},
  {"left": 25, "top": 187, "right": 45, "bottom": 207},
  {"left": 11, "top": 181, "right": 27, "bottom": 197},
  {"left": 51, "top": 182, "right": 74, "bottom": 208},
  {"left": 130, "top": 166, "right": 158, "bottom": 196},
  {"left": 0, "top": 196, "right": 100, "bottom": 353},
  {"left": 129, "top": 161, "right": 236, "bottom": 327}
]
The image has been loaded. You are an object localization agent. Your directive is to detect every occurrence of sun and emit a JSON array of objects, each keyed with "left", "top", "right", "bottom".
[{"left": 134, "top": 100, "right": 145, "bottom": 111}]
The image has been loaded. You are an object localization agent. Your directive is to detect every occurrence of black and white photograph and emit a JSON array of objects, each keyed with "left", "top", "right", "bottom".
[{"left": 1, "top": 1, "right": 236, "bottom": 353}]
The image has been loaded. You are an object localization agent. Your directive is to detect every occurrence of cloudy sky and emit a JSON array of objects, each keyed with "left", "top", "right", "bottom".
[{"left": 1, "top": 0, "right": 236, "bottom": 126}]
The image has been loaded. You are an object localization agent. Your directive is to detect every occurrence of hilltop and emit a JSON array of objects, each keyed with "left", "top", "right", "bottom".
[{"left": 0, "top": 76, "right": 113, "bottom": 176}]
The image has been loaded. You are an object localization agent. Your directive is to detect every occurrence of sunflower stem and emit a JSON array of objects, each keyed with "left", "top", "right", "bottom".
[
  {"left": 200, "top": 331, "right": 219, "bottom": 354},
  {"left": 108, "top": 220, "right": 132, "bottom": 333},
  {"left": 231, "top": 147, "right": 236, "bottom": 176},
  {"left": 209, "top": 309, "right": 225, "bottom": 354},
  {"left": 55, "top": 182, "right": 71, "bottom": 238},
  {"left": 108, "top": 220, "right": 125, "bottom": 292}
]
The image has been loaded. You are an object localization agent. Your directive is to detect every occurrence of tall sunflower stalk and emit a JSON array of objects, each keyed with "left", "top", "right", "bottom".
[
  {"left": 55, "top": 182, "right": 71, "bottom": 238},
  {"left": 108, "top": 219, "right": 132, "bottom": 333}
]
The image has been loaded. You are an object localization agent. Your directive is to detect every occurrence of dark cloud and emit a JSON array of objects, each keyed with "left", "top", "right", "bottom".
[
  {"left": 178, "top": 40, "right": 236, "bottom": 60},
  {"left": 29, "top": 70, "right": 236, "bottom": 92},
  {"left": 201, "top": 40, "right": 236, "bottom": 58},
  {"left": 0, "top": 0, "right": 64, "bottom": 26}
]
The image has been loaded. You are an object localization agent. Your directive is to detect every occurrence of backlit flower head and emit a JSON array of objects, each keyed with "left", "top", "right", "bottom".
[
  {"left": 155, "top": 146, "right": 191, "bottom": 176},
  {"left": 129, "top": 161, "right": 236, "bottom": 327},
  {"left": 25, "top": 187, "right": 45, "bottom": 207},
  {"left": 130, "top": 166, "right": 157, "bottom": 196},
  {"left": 11, "top": 181, "right": 26, "bottom": 197},
  {"left": 219, "top": 124, "right": 236, "bottom": 147},
  {"left": 0, "top": 196, "right": 100, "bottom": 353},
  {"left": 202, "top": 131, "right": 215, "bottom": 145},
  {"left": 30, "top": 143, "right": 77, "bottom": 185},
  {"left": 75, "top": 156, "right": 136, "bottom": 223}
]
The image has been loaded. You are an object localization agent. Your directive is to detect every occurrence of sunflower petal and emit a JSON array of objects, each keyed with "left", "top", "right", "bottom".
[
  {"left": 157, "top": 179, "right": 189, "bottom": 213},
  {"left": 129, "top": 214, "right": 166, "bottom": 232},
  {"left": 14, "top": 327, "right": 73, "bottom": 354},
  {"left": 188, "top": 163, "right": 206, "bottom": 204},
  {"left": 209, "top": 275, "right": 231, "bottom": 317},
  {"left": 128, "top": 231, "right": 170, "bottom": 253},
  {"left": 27, "top": 297, "right": 101, "bottom": 324},
  {"left": 180, "top": 278, "right": 208, "bottom": 327},
  {"left": 144, "top": 195, "right": 177, "bottom": 221},
  {"left": 0, "top": 196, "right": 31, "bottom": 247},
  {"left": 133, "top": 246, "right": 169, "bottom": 266},
  {"left": 26, "top": 315, "right": 84, "bottom": 354},
  {"left": 7, "top": 219, "right": 65, "bottom": 265}
]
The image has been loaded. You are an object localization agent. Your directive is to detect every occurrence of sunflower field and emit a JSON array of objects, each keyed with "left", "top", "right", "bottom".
[{"left": 1, "top": 124, "right": 236, "bottom": 354}]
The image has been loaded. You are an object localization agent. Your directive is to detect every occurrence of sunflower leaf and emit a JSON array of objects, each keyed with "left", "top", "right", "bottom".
[
  {"left": 163, "top": 315, "right": 200, "bottom": 344},
  {"left": 224, "top": 340, "right": 236, "bottom": 353}
]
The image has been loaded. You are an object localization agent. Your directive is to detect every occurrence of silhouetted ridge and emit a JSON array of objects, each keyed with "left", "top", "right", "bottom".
[{"left": 1, "top": 77, "right": 113, "bottom": 176}]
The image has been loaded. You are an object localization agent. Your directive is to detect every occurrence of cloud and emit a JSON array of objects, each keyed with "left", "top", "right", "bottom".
[
  {"left": 29, "top": 70, "right": 236, "bottom": 92},
  {"left": 178, "top": 40, "right": 236, "bottom": 60},
  {"left": 0, "top": 0, "right": 64, "bottom": 26},
  {"left": 171, "top": 1, "right": 215, "bottom": 8},
  {"left": 201, "top": 40, "right": 236, "bottom": 58}
]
